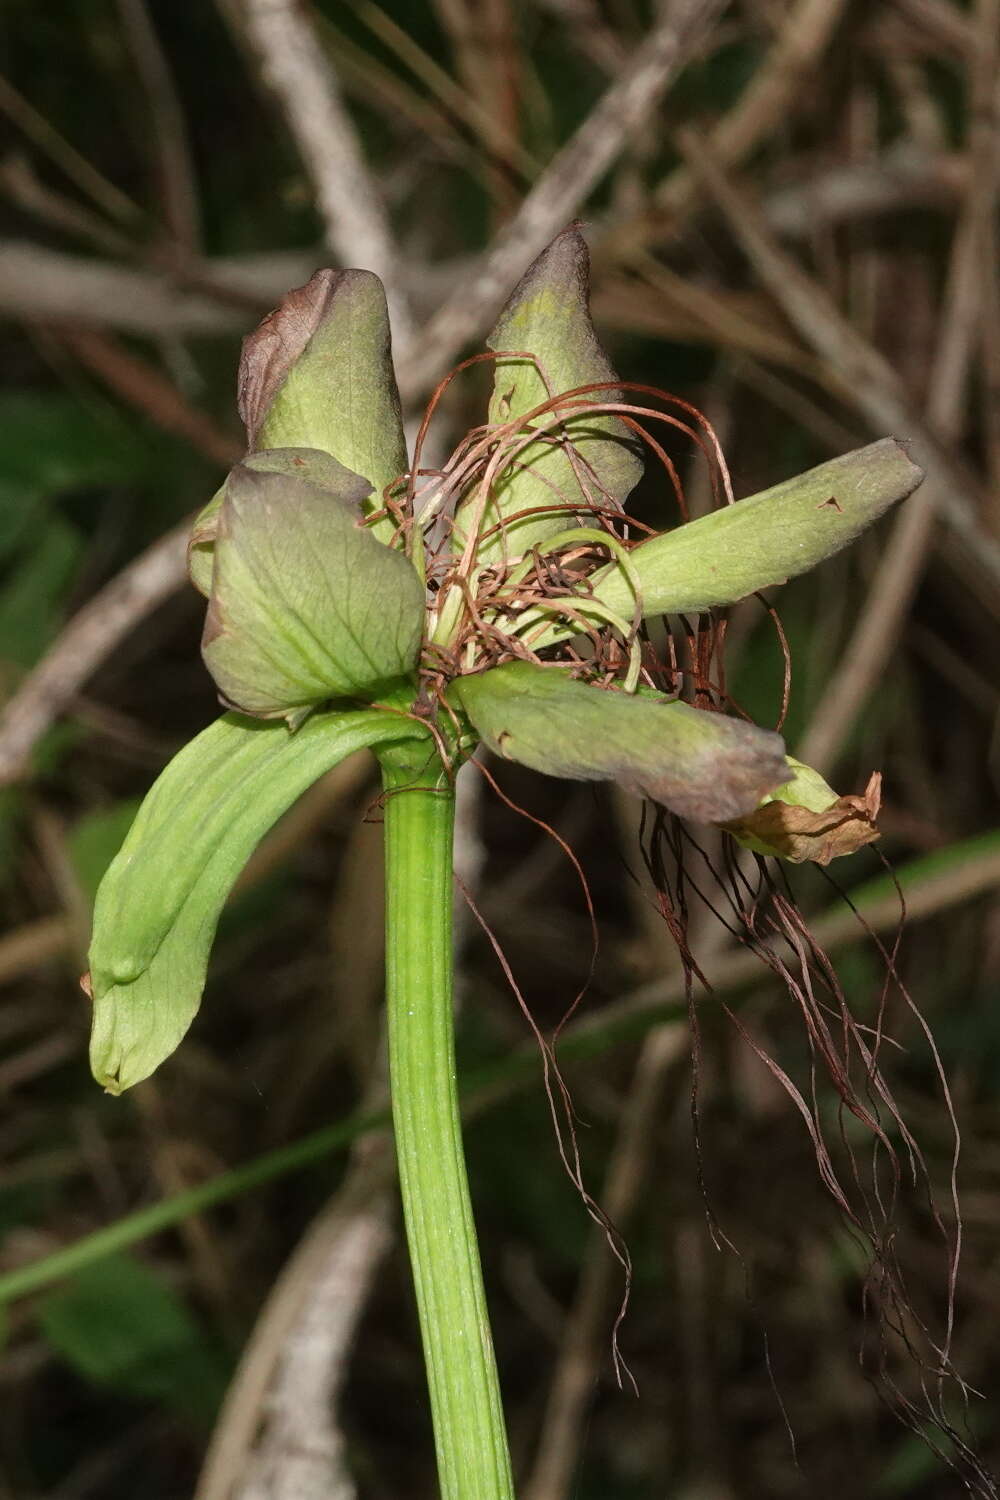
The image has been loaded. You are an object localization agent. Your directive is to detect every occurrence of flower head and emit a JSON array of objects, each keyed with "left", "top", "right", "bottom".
[{"left": 86, "top": 225, "right": 924, "bottom": 1092}]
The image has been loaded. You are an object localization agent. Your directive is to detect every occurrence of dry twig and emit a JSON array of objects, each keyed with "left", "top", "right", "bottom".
[
  {"left": 55, "top": 326, "right": 241, "bottom": 470},
  {"left": 196, "top": 1154, "right": 394, "bottom": 1500},
  {"left": 655, "top": 0, "right": 850, "bottom": 221},
  {"left": 396, "top": 0, "right": 728, "bottom": 397},
  {"left": 115, "top": 0, "right": 202, "bottom": 251},
  {"left": 0, "top": 522, "right": 190, "bottom": 787},
  {"left": 235, "top": 0, "right": 414, "bottom": 353},
  {"left": 0, "top": 241, "right": 325, "bottom": 332}
]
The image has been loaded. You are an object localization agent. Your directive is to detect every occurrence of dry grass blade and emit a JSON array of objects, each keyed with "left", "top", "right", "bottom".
[
  {"left": 0, "top": 155, "right": 136, "bottom": 258},
  {"left": 353, "top": 0, "right": 536, "bottom": 181},
  {"left": 656, "top": 0, "right": 850, "bottom": 221},
  {"left": 0, "top": 71, "right": 141, "bottom": 226}
]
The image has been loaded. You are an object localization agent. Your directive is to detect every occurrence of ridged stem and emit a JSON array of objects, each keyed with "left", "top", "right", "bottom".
[{"left": 379, "top": 741, "right": 515, "bottom": 1500}]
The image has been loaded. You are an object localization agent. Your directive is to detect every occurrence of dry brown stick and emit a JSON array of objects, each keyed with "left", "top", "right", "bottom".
[
  {"left": 320, "top": 17, "right": 497, "bottom": 177},
  {"left": 528, "top": 0, "right": 627, "bottom": 73},
  {"left": 0, "top": 324, "right": 241, "bottom": 787},
  {"left": 0, "top": 72, "right": 141, "bottom": 227},
  {"left": 429, "top": 0, "right": 522, "bottom": 216},
  {"left": 969, "top": 0, "right": 1000, "bottom": 503},
  {"left": 617, "top": 253, "right": 827, "bottom": 379},
  {"left": 0, "top": 241, "right": 322, "bottom": 331},
  {"left": 395, "top": 0, "right": 728, "bottom": 398},
  {"left": 56, "top": 325, "right": 242, "bottom": 469},
  {"left": 597, "top": 0, "right": 850, "bottom": 260},
  {"left": 236, "top": 0, "right": 414, "bottom": 353},
  {"left": 195, "top": 1149, "right": 395, "bottom": 1500},
  {"left": 0, "top": 155, "right": 136, "bottom": 259},
  {"left": 523, "top": 1026, "right": 688, "bottom": 1500},
  {"left": 656, "top": 0, "right": 850, "bottom": 218},
  {"left": 237, "top": 1201, "right": 392, "bottom": 1500},
  {"left": 353, "top": 0, "right": 536, "bottom": 181},
  {"left": 675, "top": 129, "right": 1000, "bottom": 601},
  {"left": 890, "top": 0, "right": 975, "bottom": 56},
  {"left": 762, "top": 147, "right": 968, "bottom": 238},
  {"left": 0, "top": 240, "right": 251, "bottom": 333}
]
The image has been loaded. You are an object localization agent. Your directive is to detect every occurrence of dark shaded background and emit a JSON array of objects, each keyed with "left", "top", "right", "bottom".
[{"left": 0, "top": 1, "right": 998, "bottom": 1497}]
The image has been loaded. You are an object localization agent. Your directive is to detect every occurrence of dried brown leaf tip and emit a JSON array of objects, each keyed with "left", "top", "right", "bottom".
[
  {"left": 725, "top": 770, "right": 882, "bottom": 865},
  {"left": 237, "top": 268, "right": 343, "bottom": 447}
]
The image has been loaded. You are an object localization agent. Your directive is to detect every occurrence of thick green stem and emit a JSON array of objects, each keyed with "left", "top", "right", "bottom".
[{"left": 380, "top": 742, "right": 515, "bottom": 1500}]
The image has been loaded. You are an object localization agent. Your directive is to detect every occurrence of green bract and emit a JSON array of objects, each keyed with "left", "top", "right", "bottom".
[
  {"left": 515, "top": 438, "right": 924, "bottom": 649},
  {"left": 454, "top": 226, "right": 643, "bottom": 563},
  {"left": 189, "top": 447, "right": 371, "bottom": 598},
  {"left": 241, "top": 267, "right": 407, "bottom": 539},
  {"left": 189, "top": 270, "right": 407, "bottom": 597},
  {"left": 89, "top": 708, "right": 428, "bottom": 1094},
  {"left": 201, "top": 460, "right": 424, "bottom": 723},
  {"left": 450, "top": 661, "right": 789, "bottom": 823}
]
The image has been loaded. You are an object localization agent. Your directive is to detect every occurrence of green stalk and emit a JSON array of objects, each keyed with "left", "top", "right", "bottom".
[{"left": 379, "top": 740, "right": 515, "bottom": 1500}]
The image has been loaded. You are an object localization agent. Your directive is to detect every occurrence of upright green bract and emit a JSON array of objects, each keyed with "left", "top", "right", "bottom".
[
  {"left": 454, "top": 226, "right": 643, "bottom": 562},
  {"left": 242, "top": 268, "right": 408, "bottom": 515}
]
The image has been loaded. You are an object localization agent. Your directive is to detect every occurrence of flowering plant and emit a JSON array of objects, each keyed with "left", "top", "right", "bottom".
[{"left": 86, "top": 227, "right": 922, "bottom": 1499}]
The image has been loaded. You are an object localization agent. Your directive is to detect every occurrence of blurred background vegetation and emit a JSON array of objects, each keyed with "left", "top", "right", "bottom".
[{"left": 0, "top": 1, "right": 998, "bottom": 1496}]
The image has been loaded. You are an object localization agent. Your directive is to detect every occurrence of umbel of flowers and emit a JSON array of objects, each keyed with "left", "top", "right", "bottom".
[{"left": 87, "top": 227, "right": 922, "bottom": 1095}]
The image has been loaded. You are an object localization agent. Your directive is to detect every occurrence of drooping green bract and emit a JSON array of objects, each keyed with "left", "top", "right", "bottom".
[
  {"left": 450, "top": 660, "right": 790, "bottom": 823},
  {"left": 201, "top": 462, "right": 425, "bottom": 723},
  {"left": 89, "top": 708, "right": 428, "bottom": 1093},
  {"left": 454, "top": 227, "right": 643, "bottom": 564}
]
